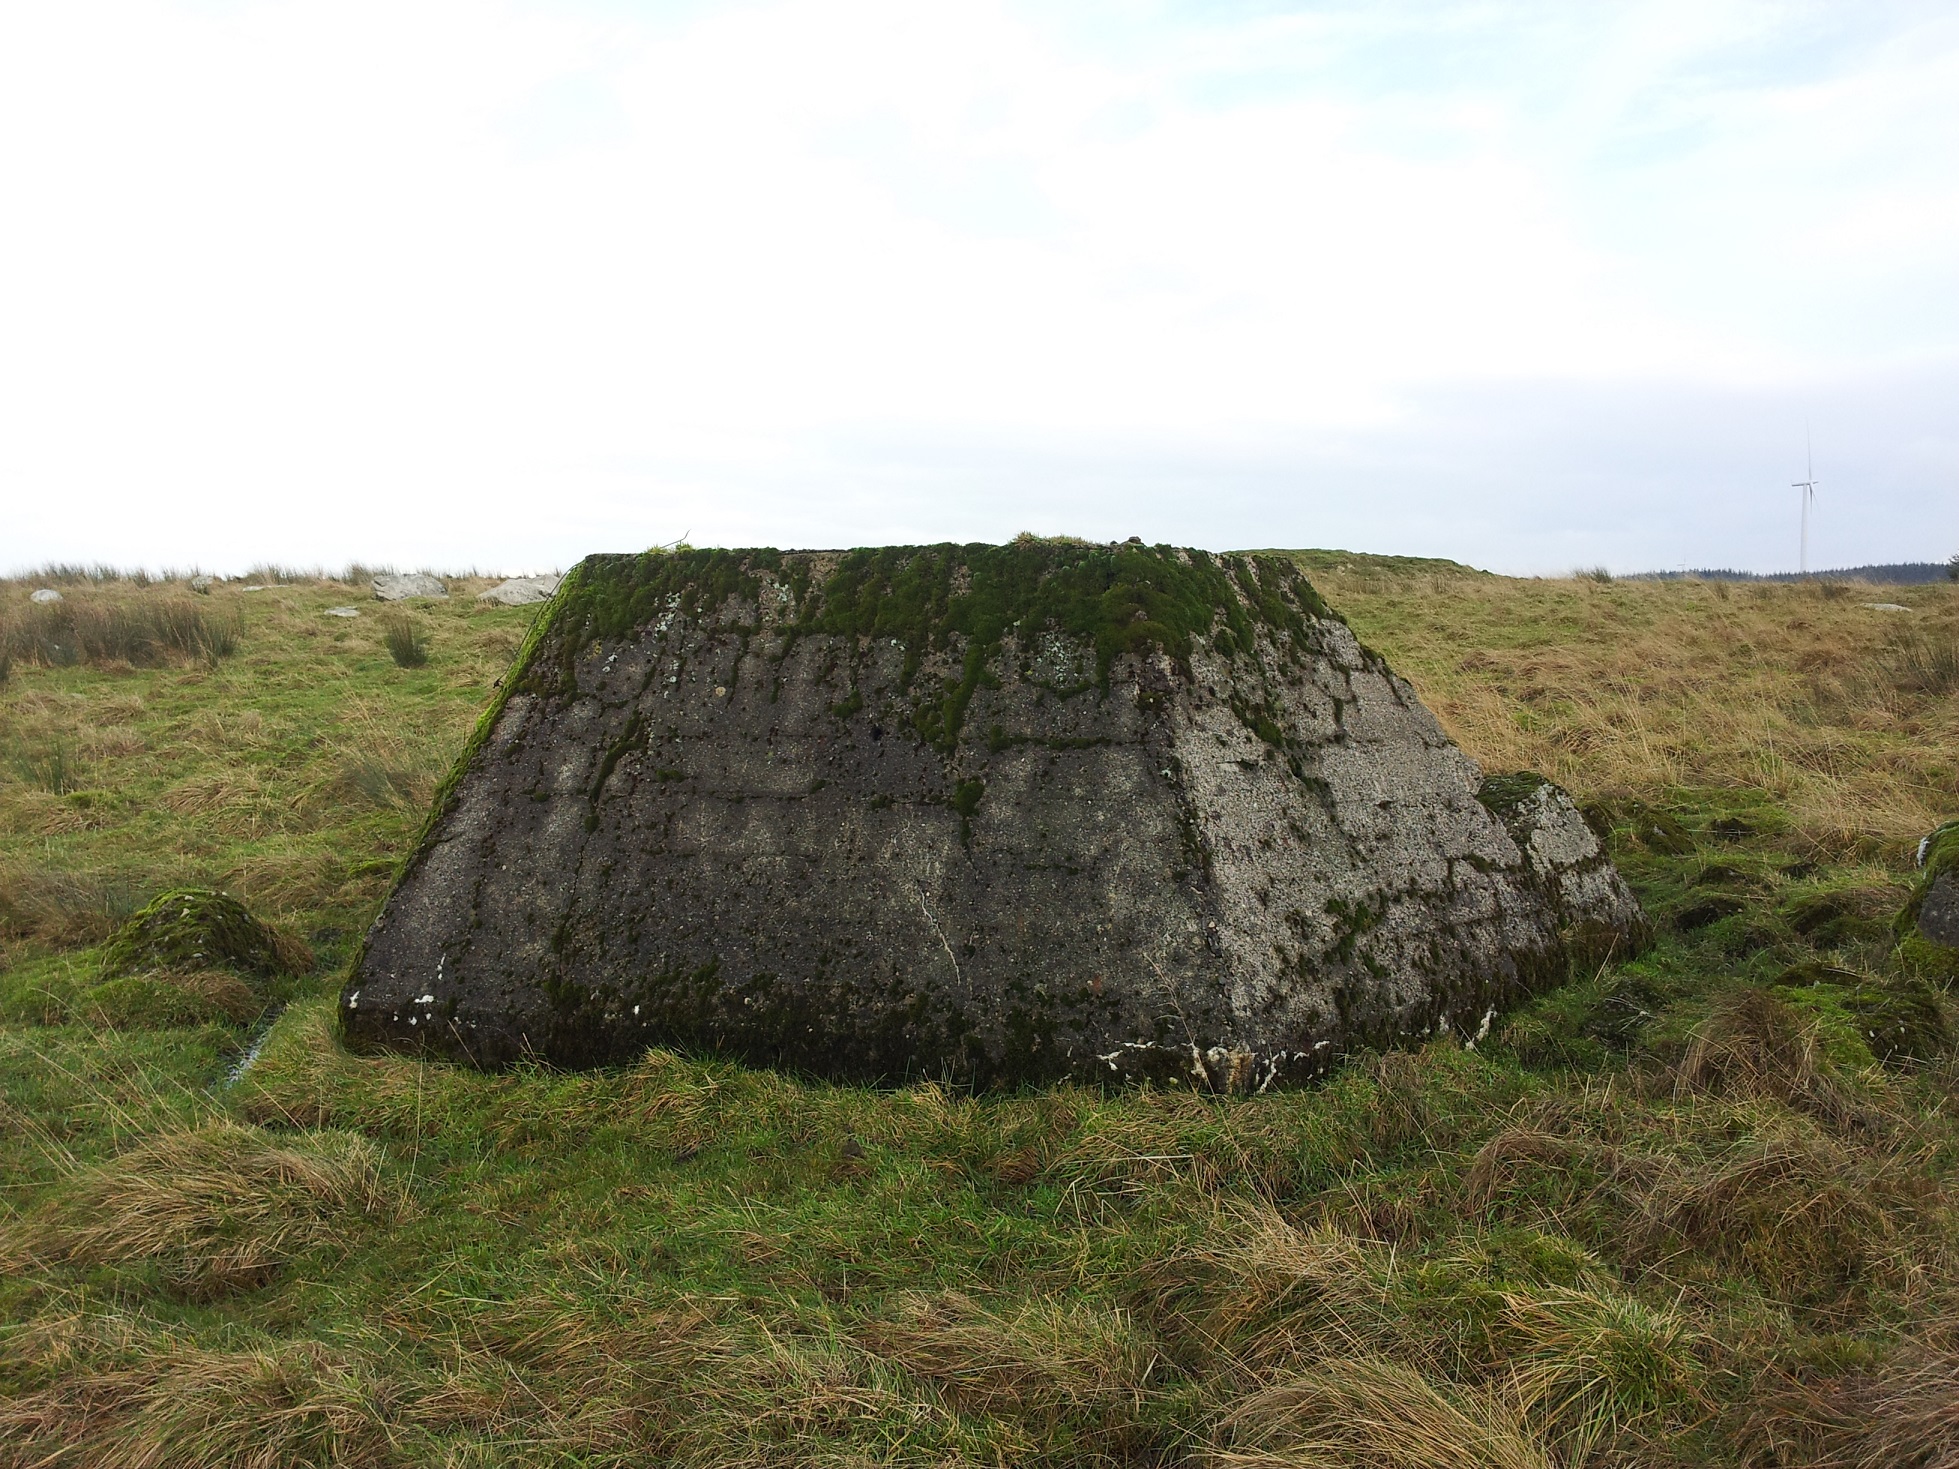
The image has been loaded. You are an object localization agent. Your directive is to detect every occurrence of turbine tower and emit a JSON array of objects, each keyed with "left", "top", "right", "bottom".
[{"left": 1792, "top": 425, "right": 1818, "bottom": 577}]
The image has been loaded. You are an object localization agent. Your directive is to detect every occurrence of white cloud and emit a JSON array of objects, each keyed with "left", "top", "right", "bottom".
[{"left": 0, "top": 0, "right": 1953, "bottom": 574}]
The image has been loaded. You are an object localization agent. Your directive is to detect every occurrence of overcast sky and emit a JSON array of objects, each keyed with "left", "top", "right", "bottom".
[{"left": 3, "top": 1, "right": 1955, "bottom": 576}]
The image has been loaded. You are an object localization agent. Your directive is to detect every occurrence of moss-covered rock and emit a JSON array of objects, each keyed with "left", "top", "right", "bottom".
[
  {"left": 1768, "top": 961, "right": 1951, "bottom": 1067},
  {"left": 1841, "top": 978, "right": 1951, "bottom": 1065},
  {"left": 1781, "top": 883, "right": 1898, "bottom": 947},
  {"left": 1772, "top": 959, "right": 1866, "bottom": 990},
  {"left": 1899, "top": 820, "right": 1959, "bottom": 947},
  {"left": 99, "top": 889, "right": 310, "bottom": 984}
]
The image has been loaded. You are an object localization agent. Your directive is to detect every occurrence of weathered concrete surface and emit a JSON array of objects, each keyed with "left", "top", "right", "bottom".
[{"left": 343, "top": 543, "right": 1647, "bottom": 1089}]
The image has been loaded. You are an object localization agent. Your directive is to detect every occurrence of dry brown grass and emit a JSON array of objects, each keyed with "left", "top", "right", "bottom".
[
  {"left": 1208, "top": 1355, "right": 1552, "bottom": 1469},
  {"left": 856, "top": 1290, "right": 1156, "bottom": 1421},
  {"left": 0, "top": 868, "right": 148, "bottom": 947},
  {"left": 1317, "top": 572, "right": 1959, "bottom": 858},
  {"left": 1675, "top": 988, "right": 1831, "bottom": 1102},
  {"left": 1493, "top": 1282, "right": 1710, "bottom": 1460},
  {"left": 0, "top": 1335, "right": 398, "bottom": 1469},
  {"left": 1668, "top": 987, "right": 1887, "bottom": 1135},
  {"left": 1809, "top": 1345, "right": 1959, "bottom": 1468},
  {"left": 1173, "top": 1204, "right": 1392, "bottom": 1368},
  {"left": 0, "top": 592, "right": 239, "bottom": 669},
  {"left": 4, "top": 1120, "right": 403, "bottom": 1296},
  {"left": 1632, "top": 1129, "right": 1893, "bottom": 1305},
  {"left": 1460, "top": 1125, "right": 1613, "bottom": 1214},
  {"left": 81, "top": 968, "right": 262, "bottom": 1026}
]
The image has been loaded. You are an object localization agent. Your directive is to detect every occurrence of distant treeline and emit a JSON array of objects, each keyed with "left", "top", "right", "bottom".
[{"left": 1630, "top": 562, "right": 1954, "bottom": 585}]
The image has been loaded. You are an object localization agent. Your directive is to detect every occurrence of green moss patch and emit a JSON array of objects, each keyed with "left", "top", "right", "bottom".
[{"left": 1475, "top": 770, "right": 1551, "bottom": 819}]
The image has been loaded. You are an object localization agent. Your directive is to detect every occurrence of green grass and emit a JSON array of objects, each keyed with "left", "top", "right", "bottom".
[{"left": 1, "top": 562, "right": 1956, "bottom": 1466}]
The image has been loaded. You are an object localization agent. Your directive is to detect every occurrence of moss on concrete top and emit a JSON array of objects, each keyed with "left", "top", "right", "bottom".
[{"left": 520, "top": 539, "right": 1339, "bottom": 752}]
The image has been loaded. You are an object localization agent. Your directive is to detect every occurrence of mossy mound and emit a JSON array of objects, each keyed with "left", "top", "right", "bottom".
[
  {"left": 1782, "top": 885, "right": 1896, "bottom": 947},
  {"left": 1591, "top": 799, "right": 1697, "bottom": 857},
  {"left": 1771, "top": 962, "right": 1952, "bottom": 1066},
  {"left": 1841, "top": 979, "right": 1951, "bottom": 1065},
  {"left": 99, "top": 889, "right": 310, "bottom": 984}
]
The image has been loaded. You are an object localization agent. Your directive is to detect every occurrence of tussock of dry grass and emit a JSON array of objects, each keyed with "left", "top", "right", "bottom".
[
  {"left": 1670, "top": 986, "right": 1875, "bottom": 1128},
  {"left": 1461, "top": 1127, "right": 1598, "bottom": 1212},
  {"left": 0, "top": 1335, "right": 398, "bottom": 1469},
  {"left": 1633, "top": 1129, "right": 1894, "bottom": 1304},
  {"left": 1494, "top": 1283, "right": 1709, "bottom": 1458},
  {"left": 1209, "top": 1356, "right": 1552, "bottom": 1469},
  {"left": 0, "top": 868, "right": 147, "bottom": 947},
  {"left": 1172, "top": 1205, "right": 1389, "bottom": 1364},
  {"left": 1810, "top": 1345, "right": 1959, "bottom": 1468},
  {"left": 0, "top": 594, "right": 239, "bottom": 669},
  {"left": 858, "top": 1290, "right": 1156, "bottom": 1420},
  {"left": 4, "top": 1120, "right": 402, "bottom": 1295}
]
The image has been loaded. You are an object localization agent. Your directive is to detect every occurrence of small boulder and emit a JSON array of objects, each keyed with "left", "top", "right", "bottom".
[
  {"left": 29, "top": 588, "right": 61, "bottom": 604},
  {"left": 190, "top": 575, "right": 215, "bottom": 594},
  {"left": 100, "top": 888, "right": 311, "bottom": 983},
  {"left": 324, "top": 606, "right": 362, "bottom": 618},
  {"left": 477, "top": 574, "right": 563, "bottom": 607},
  {"left": 1861, "top": 602, "right": 1910, "bottom": 613},
  {"left": 373, "top": 573, "right": 448, "bottom": 602}
]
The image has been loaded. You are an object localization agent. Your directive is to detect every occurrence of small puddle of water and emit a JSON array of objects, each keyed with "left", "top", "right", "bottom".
[{"left": 218, "top": 1004, "right": 286, "bottom": 1090}]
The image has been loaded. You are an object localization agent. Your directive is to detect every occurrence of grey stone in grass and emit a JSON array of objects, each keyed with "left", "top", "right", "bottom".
[
  {"left": 29, "top": 588, "right": 61, "bottom": 603},
  {"left": 477, "top": 574, "right": 563, "bottom": 607},
  {"left": 324, "top": 606, "right": 362, "bottom": 618},
  {"left": 373, "top": 573, "right": 448, "bottom": 602},
  {"left": 1919, "top": 874, "right": 1959, "bottom": 947},
  {"left": 345, "top": 544, "right": 1650, "bottom": 1092},
  {"left": 1861, "top": 602, "right": 1911, "bottom": 613},
  {"left": 190, "top": 575, "right": 214, "bottom": 594}
]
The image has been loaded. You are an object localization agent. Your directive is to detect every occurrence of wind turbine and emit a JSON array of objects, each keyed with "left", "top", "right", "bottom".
[{"left": 1792, "top": 424, "right": 1818, "bottom": 577}]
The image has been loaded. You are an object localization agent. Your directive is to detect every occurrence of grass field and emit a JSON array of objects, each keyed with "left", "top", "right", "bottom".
[{"left": 2, "top": 558, "right": 1957, "bottom": 1467}]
